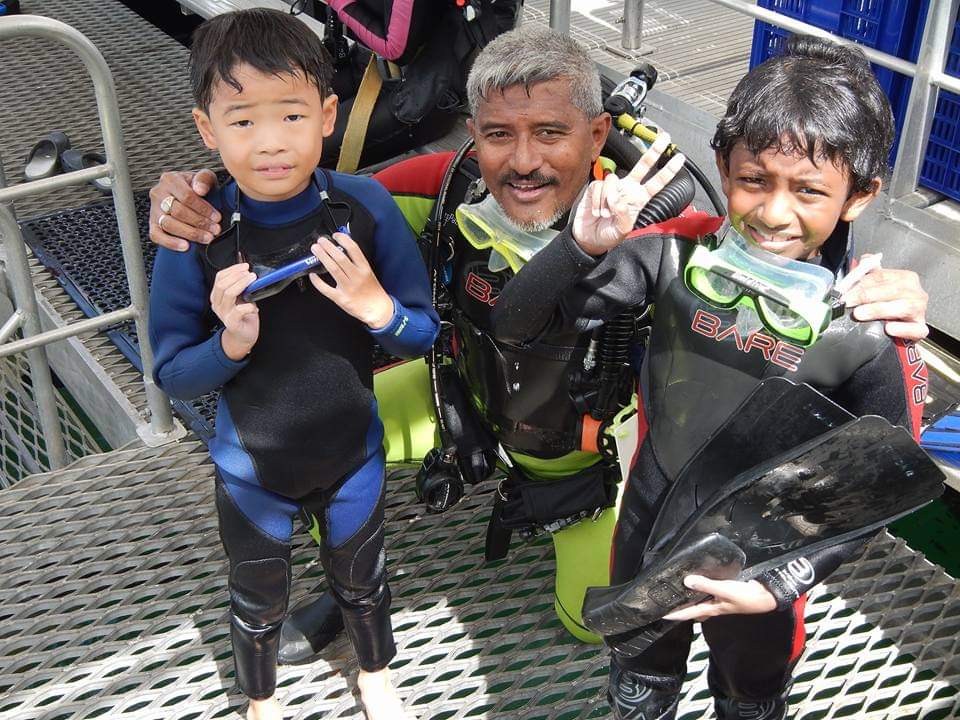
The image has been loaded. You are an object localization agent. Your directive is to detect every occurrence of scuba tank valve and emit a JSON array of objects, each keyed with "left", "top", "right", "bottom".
[
  {"left": 605, "top": 64, "right": 727, "bottom": 216},
  {"left": 604, "top": 62, "right": 658, "bottom": 118}
]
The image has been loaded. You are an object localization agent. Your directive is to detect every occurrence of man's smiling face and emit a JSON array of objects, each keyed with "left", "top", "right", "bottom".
[{"left": 467, "top": 79, "right": 609, "bottom": 231}]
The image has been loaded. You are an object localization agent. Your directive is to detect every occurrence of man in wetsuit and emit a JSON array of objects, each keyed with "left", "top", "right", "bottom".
[{"left": 148, "top": 26, "right": 932, "bottom": 660}]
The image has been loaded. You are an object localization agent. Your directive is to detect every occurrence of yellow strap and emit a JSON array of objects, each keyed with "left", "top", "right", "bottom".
[{"left": 337, "top": 54, "right": 383, "bottom": 174}]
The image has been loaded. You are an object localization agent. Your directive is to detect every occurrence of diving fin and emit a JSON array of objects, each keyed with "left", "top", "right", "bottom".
[
  {"left": 583, "top": 533, "right": 745, "bottom": 636},
  {"left": 645, "top": 378, "right": 853, "bottom": 557},
  {"left": 585, "top": 415, "right": 945, "bottom": 643},
  {"left": 921, "top": 403, "right": 960, "bottom": 469}
]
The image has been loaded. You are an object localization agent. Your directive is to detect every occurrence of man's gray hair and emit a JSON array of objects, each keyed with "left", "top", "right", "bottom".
[{"left": 466, "top": 25, "right": 603, "bottom": 118}]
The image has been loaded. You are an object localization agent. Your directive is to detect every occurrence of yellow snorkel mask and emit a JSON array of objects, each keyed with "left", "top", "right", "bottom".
[{"left": 455, "top": 195, "right": 559, "bottom": 273}]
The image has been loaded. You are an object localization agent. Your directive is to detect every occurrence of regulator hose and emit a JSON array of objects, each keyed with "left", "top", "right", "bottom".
[
  {"left": 681, "top": 157, "right": 726, "bottom": 216},
  {"left": 590, "top": 147, "right": 697, "bottom": 423},
  {"left": 634, "top": 166, "right": 697, "bottom": 228},
  {"left": 594, "top": 312, "right": 635, "bottom": 419}
]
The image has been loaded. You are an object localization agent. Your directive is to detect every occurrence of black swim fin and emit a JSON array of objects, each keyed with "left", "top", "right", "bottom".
[
  {"left": 584, "top": 415, "right": 944, "bottom": 642},
  {"left": 645, "top": 378, "right": 853, "bottom": 557},
  {"left": 583, "top": 533, "right": 745, "bottom": 636}
]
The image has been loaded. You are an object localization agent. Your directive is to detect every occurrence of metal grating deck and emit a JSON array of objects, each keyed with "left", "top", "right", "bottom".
[
  {"left": 0, "top": 445, "right": 957, "bottom": 720},
  {"left": 524, "top": 0, "right": 755, "bottom": 119},
  {"left": 0, "top": 345, "right": 106, "bottom": 487},
  {"left": 0, "top": 2, "right": 957, "bottom": 719}
]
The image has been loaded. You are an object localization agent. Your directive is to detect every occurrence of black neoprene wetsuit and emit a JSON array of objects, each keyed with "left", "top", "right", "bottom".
[
  {"left": 149, "top": 170, "right": 439, "bottom": 698},
  {"left": 490, "top": 213, "right": 927, "bottom": 712},
  {"left": 437, "top": 160, "right": 606, "bottom": 459}
]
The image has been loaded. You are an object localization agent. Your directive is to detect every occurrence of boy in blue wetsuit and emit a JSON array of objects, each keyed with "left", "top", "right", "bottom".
[
  {"left": 149, "top": 10, "right": 438, "bottom": 720},
  {"left": 491, "top": 36, "right": 928, "bottom": 720}
]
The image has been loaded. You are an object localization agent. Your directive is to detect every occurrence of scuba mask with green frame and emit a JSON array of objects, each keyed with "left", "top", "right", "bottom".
[{"left": 684, "top": 221, "right": 845, "bottom": 348}]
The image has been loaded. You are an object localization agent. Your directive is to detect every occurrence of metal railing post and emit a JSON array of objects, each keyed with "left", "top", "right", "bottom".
[
  {"left": 0, "top": 150, "right": 14, "bottom": 223},
  {"left": 0, "top": 15, "right": 183, "bottom": 451},
  {"left": 622, "top": 0, "right": 644, "bottom": 51},
  {"left": 889, "top": 0, "right": 960, "bottom": 199},
  {"left": 696, "top": 0, "right": 960, "bottom": 198},
  {"left": 0, "top": 204, "right": 69, "bottom": 469},
  {"left": 549, "top": 0, "right": 571, "bottom": 35}
]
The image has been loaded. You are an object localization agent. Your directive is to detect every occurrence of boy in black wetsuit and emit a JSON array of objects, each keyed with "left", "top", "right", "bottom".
[
  {"left": 491, "top": 36, "right": 928, "bottom": 720},
  {"left": 148, "top": 10, "right": 438, "bottom": 720}
]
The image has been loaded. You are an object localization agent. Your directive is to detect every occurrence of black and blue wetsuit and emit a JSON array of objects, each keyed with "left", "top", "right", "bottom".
[
  {"left": 149, "top": 168, "right": 439, "bottom": 700},
  {"left": 491, "top": 215, "right": 926, "bottom": 720}
]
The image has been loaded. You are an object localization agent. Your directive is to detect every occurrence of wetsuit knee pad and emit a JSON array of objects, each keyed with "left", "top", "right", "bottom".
[
  {"left": 215, "top": 478, "right": 292, "bottom": 699},
  {"left": 607, "top": 664, "right": 682, "bottom": 720},
  {"left": 315, "top": 491, "right": 396, "bottom": 671},
  {"left": 230, "top": 558, "right": 290, "bottom": 628}
]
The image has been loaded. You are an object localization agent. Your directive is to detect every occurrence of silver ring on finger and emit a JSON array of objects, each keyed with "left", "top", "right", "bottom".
[
  {"left": 157, "top": 213, "right": 167, "bottom": 230},
  {"left": 160, "top": 195, "right": 175, "bottom": 214}
]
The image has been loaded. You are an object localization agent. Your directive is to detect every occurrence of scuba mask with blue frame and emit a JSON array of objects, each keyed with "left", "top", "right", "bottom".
[
  {"left": 203, "top": 175, "right": 352, "bottom": 303},
  {"left": 683, "top": 221, "right": 845, "bottom": 348}
]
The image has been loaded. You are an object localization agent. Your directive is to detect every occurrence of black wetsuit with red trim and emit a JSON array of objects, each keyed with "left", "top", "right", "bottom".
[
  {"left": 490, "top": 213, "right": 927, "bottom": 715},
  {"left": 375, "top": 152, "right": 606, "bottom": 457}
]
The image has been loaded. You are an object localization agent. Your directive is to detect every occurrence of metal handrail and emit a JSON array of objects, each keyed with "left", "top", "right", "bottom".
[
  {"left": 600, "top": 0, "right": 960, "bottom": 201},
  {"left": 0, "top": 15, "right": 183, "bottom": 469},
  {"left": 890, "top": 0, "right": 960, "bottom": 197}
]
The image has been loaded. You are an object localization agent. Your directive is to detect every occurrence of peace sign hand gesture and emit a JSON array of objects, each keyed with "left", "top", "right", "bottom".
[{"left": 572, "top": 131, "right": 687, "bottom": 257}]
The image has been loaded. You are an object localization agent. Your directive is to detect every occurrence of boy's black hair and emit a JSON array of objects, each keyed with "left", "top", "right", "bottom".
[
  {"left": 190, "top": 8, "right": 333, "bottom": 112},
  {"left": 711, "top": 35, "right": 894, "bottom": 194}
]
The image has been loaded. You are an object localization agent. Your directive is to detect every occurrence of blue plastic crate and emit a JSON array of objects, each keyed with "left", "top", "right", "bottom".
[
  {"left": 749, "top": 0, "right": 930, "bottom": 163},
  {"left": 919, "top": 15, "right": 960, "bottom": 202}
]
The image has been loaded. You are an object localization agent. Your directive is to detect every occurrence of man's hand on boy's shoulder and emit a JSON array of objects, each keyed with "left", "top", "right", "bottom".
[
  {"left": 150, "top": 169, "right": 222, "bottom": 252},
  {"left": 211, "top": 263, "right": 260, "bottom": 361},
  {"left": 842, "top": 261, "right": 929, "bottom": 341},
  {"left": 661, "top": 575, "right": 778, "bottom": 622}
]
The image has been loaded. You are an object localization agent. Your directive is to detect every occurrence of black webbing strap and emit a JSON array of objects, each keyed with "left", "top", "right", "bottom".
[{"left": 484, "top": 489, "right": 513, "bottom": 562}]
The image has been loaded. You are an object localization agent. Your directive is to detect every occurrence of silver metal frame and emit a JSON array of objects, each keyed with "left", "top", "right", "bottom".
[
  {"left": 596, "top": 0, "right": 960, "bottom": 200},
  {"left": 549, "top": 0, "right": 571, "bottom": 35},
  {"left": 0, "top": 15, "right": 184, "bottom": 469},
  {"left": 621, "top": 0, "right": 645, "bottom": 52}
]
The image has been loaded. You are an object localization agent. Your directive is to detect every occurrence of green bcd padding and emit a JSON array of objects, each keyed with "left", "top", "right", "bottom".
[{"left": 370, "top": 359, "right": 621, "bottom": 643}]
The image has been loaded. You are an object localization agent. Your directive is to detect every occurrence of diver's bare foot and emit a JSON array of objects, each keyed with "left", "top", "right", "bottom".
[
  {"left": 358, "top": 668, "right": 412, "bottom": 719},
  {"left": 247, "top": 695, "right": 282, "bottom": 720}
]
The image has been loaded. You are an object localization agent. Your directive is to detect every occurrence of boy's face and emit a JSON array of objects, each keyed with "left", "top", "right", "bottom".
[
  {"left": 717, "top": 141, "right": 880, "bottom": 260},
  {"left": 193, "top": 64, "right": 337, "bottom": 202}
]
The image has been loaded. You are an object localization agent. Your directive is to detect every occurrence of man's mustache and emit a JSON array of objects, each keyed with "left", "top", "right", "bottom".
[{"left": 499, "top": 171, "right": 559, "bottom": 187}]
